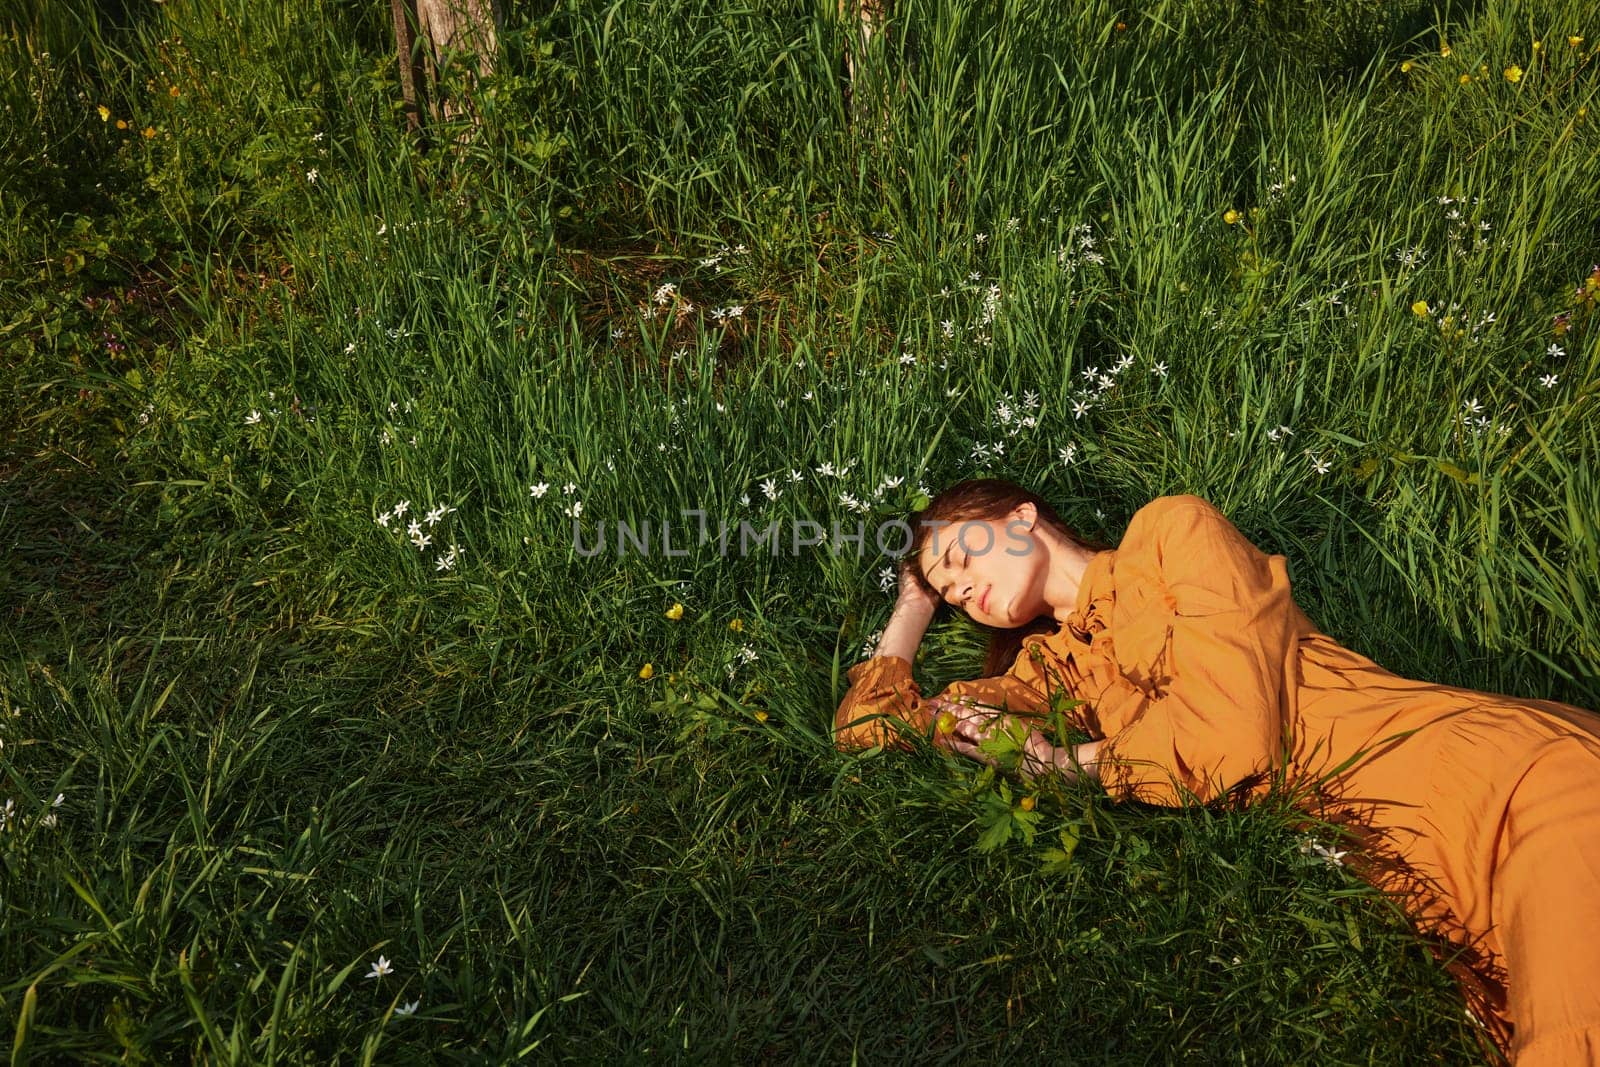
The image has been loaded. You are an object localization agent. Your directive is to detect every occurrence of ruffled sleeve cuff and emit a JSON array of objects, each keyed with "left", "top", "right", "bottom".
[{"left": 835, "top": 654, "right": 925, "bottom": 751}]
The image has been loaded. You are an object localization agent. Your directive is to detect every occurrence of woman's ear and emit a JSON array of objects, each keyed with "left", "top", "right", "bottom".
[{"left": 1010, "top": 501, "right": 1037, "bottom": 531}]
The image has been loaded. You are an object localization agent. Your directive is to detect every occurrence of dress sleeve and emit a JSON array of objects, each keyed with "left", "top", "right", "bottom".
[
  {"left": 834, "top": 649, "right": 1052, "bottom": 751},
  {"left": 1092, "top": 496, "right": 1302, "bottom": 807}
]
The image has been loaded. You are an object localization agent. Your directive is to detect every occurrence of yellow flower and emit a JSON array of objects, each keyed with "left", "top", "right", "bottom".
[
  {"left": 169, "top": 85, "right": 180, "bottom": 97},
  {"left": 142, "top": 126, "right": 155, "bottom": 138},
  {"left": 1504, "top": 65, "right": 1523, "bottom": 83},
  {"left": 1580, "top": 106, "right": 1589, "bottom": 119},
  {"left": 728, "top": 618, "right": 743, "bottom": 633},
  {"left": 1411, "top": 300, "right": 1431, "bottom": 317},
  {"left": 1479, "top": 63, "right": 1489, "bottom": 75},
  {"left": 754, "top": 710, "right": 769, "bottom": 723},
  {"left": 638, "top": 662, "right": 655, "bottom": 680},
  {"left": 1439, "top": 42, "right": 1452, "bottom": 57},
  {"left": 665, "top": 602, "right": 684, "bottom": 620},
  {"left": 1532, "top": 40, "right": 1542, "bottom": 52},
  {"left": 1401, "top": 60, "right": 1414, "bottom": 73},
  {"left": 1019, "top": 795, "right": 1037, "bottom": 812},
  {"left": 1223, "top": 209, "right": 1240, "bottom": 225},
  {"left": 936, "top": 710, "right": 958, "bottom": 735},
  {"left": 115, "top": 119, "right": 127, "bottom": 129},
  {"left": 1459, "top": 73, "right": 1472, "bottom": 84},
  {"left": 97, "top": 104, "right": 110, "bottom": 122},
  {"left": 1569, "top": 37, "right": 1584, "bottom": 48}
]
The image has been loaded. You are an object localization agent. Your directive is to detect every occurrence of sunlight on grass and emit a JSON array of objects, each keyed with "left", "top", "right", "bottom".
[{"left": 3, "top": 0, "right": 1598, "bottom": 1059}]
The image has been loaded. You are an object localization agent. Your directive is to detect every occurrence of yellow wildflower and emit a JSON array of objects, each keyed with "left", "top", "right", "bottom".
[
  {"left": 665, "top": 602, "right": 684, "bottom": 620},
  {"left": 1532, "top": 40, "right": 1542, "bottom": 52},
  {"left": 1019, "top": 795, "right": 1037, "bottom": 812},
  {"left": 936, "top": 710, "right": 958, "bottom": 735},
  {"left": 638, "top": 662, "right": 655, "bottom": 680},
  {"left": 1580, "top": 106, "right": 1589, "bottom": 119},
  {"left": 1401, "top": 60, "right": 1414, "bottom": 73},
  {"left": 1569, "top": 37, "right": 1584, "bottom": 48},
  {"left": 728, "top": 618, "right": 744, "bottom": 633},
  {"left": 142, "top": 126, "right": 155, "bottom": 138},
  {"left": 1114, "top": 21, "right": 1126, "bottom": 32},
  {"left": 1440, "top": 42, "right": 1452, "bottom": 57},
  {"left": 1459, "top": 73, "right": 1472, "bottom": 84},
  {"left": 1411, "top": 300, "right": 1431, "bottom": 317},
  {"left": 1223, "top": 209, "right": 1240, "bottom": 225},
  {"left": 169, "top": 85, "right": 180, "bottom": 97},
  {"left": 115, "top": 119, "right": 127, "bottom": 129},
  {"left": 754, "top": 710, "right": 769, "bottom": 723},
  {"left": 97, "top": 104, "right": 110, "bottom": 122},
  {"left": 1504, "top": 65, "right": 1523, "bottom": 83}
]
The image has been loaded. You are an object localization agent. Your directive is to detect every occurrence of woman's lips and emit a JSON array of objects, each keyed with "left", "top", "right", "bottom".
[{"left": 980, "top": 586, "right": 990, "bottom": 612}]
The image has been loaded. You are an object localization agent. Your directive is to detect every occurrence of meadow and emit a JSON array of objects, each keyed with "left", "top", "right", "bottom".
[{"left": 3, "top": 0, "right": 1599, "bottom": 1060}]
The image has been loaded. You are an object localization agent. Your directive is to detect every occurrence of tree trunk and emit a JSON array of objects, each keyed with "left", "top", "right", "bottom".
[
  {"left": 840, "top": 0, "right": 892, "bottom": 127},
  {"left": 391, "top": 0, "right": 503, "bottom": 141},
  {"left": 417, "top": 0, "right": 502, "bottom": 127}
]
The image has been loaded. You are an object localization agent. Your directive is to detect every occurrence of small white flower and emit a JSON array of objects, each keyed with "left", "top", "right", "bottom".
[
  {"left": 393, "top": 500, "right": 410, "bottom": 519},
  {"left": 412, "top": 532, "right": 432, "bottom": 551},
  {"left": 878, "top": 566, "right": 896, "bottom": 592},
  {"left": 759, "top": 478, "right": 780, "bottom": 500},
  {"left": 716, "top": 402, "right": 726, "bottom": 413},
  {"left": 306, "top": 168, "right": 319, "bottom": 183},
  {"left": 1072, "top": 399, "right": 1090, "bottom": 420},
  {"left": 1058, "top": 443, "right": 1078, "bottom": 465},
  {"left": 1461, "top": 397, "right": 1482, "bottom": 416},
  {"left": 396, "top": 999, "right": 420, "bottom": 1017},
  {"left": 376, "top": 512, "right": 392, "bottom": 528},
  {"left": 802, "top": 390, "right": 815, "bottom": 401},
  {"left": 941, "top": 320, "right": 955, "bottom": 338},
  {"left": 1081, "top": 365, "right": 1099, "bottom": 382},
  {"left": 564, "top": 501, "right": 583, "bottom": 519},
  {"left": 817, "top": 461, "right": 838, "bottom": 478},
  {"left": 563, "top": 482, "right": 577, "bottom": 496},
  {"left": 424, "top": 505, "right": 446, "bottom": 526},
  {"left": 1548, "top": 343, "right": 1565, "bottom": 357},
  {"left": 365, "top": 956, "right": 393, "bottom": 980},
  {"left": 974, "top": 232, "right": 988, "bottom": 244},
  {"left": 899, "top": 351, "right": 916, "bottom": 365},
  {"left": 788, "top": 468, "right": 803, "bottom": 483},
  {"left": 245, "top": 410, "right": 262, "bottom": 425},
  {"left": 1152, "top": 361, "right": 1168, "bottom": 377},
  {"left": 53, "top": 793, "right": 64, "bottom": 808},
  {"left": 406, "top": 519, "right": 422, "bottom": 539},
  {"left": 435, "top": 554, "right": 454, "bottom": 572},
  {"left": 1311, "top": 456, "right": 1331, "bottom": 475},
  {"left": 530, "top": 482, "right": 549, "bottom": 499},
  {"left": 1112, "top": 353, "right": 1135, "bottom": 374},
  {"left": 739, "top": 493, "right": 750, "bottom": 506},
  {"left": 1540, "top": 373, "right": 1559, "bottom": 389}
]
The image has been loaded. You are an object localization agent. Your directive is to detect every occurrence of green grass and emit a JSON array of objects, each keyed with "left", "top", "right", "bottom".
[{"left": 3, "top": 0, "right": 1598, "bottom": 1059}]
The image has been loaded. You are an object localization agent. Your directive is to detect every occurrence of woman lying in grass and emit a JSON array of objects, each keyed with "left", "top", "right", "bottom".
[{"left": 835, "top": 478, "right": 1600, "bottom": 1066}]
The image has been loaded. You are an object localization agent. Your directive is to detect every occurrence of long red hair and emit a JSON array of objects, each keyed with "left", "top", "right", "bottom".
[{"left": 898, "top": 478, "right": 1111, "bottom": 676}]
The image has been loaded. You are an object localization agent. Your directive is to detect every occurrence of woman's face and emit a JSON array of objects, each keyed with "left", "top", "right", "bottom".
[{"left": 917, "top": 503, "right": 1051, "bottom": 627}]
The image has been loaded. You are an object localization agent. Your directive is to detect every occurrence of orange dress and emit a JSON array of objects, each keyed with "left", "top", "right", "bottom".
[{"left": 835, "top": 494, "right": 1600, "bottom": 1066}]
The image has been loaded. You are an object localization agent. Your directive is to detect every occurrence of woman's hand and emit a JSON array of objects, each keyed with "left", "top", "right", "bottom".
[
  {"left": 895, "top": 561, "right": 943, "bottom": 616},
  {"left": 932, "top": 700, "right": 1076, "bottom": 783}
]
